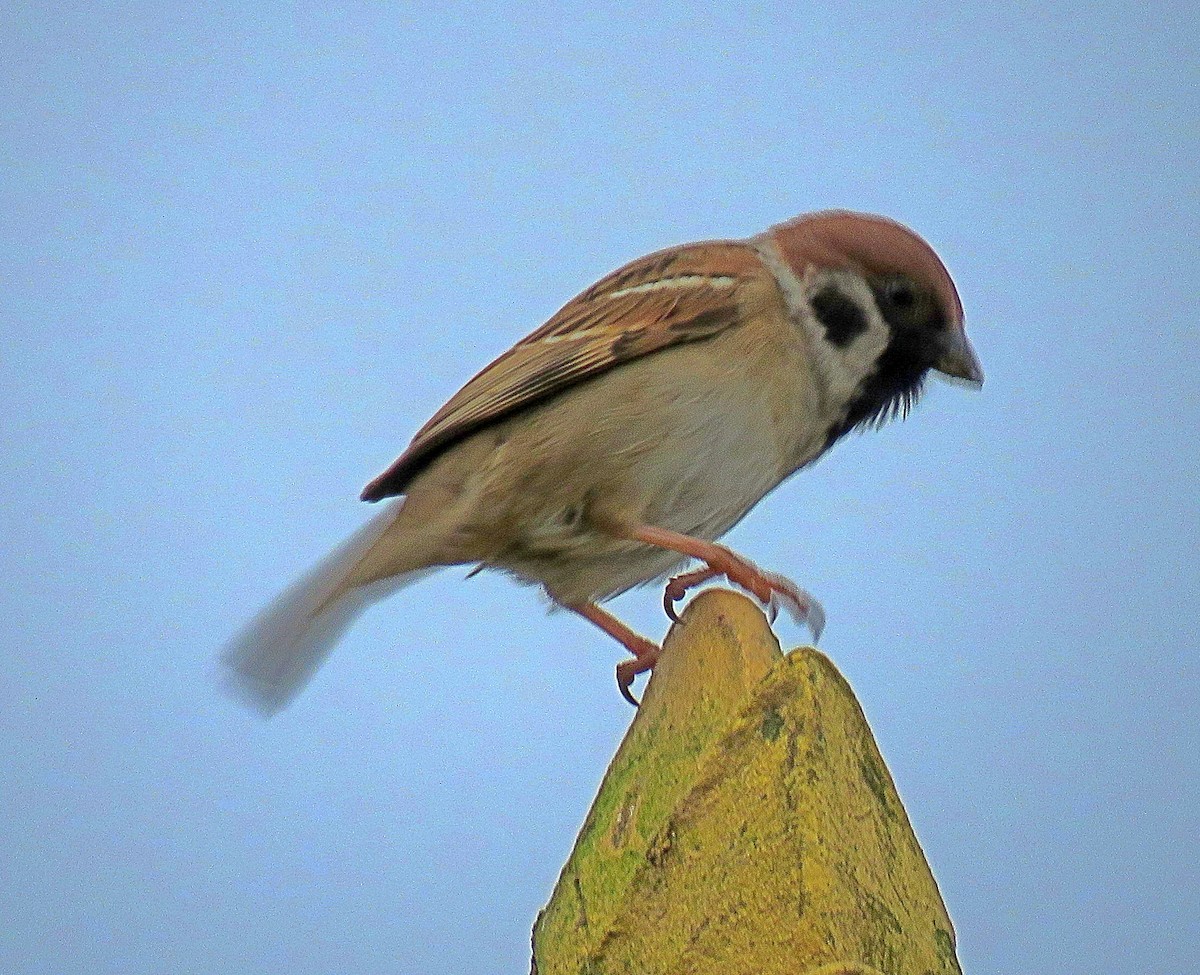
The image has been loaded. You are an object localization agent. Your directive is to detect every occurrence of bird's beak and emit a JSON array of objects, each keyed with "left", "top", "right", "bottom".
[{"left": 935, "top": 331, "right": 984, "bottom": 387}]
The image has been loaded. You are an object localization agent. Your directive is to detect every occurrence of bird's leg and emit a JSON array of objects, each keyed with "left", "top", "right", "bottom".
[
  {"left": 622, "top": 523, "right": 826, "bottom": 641},
  {"left": 568, "top": 601, "right": 660, "bottom": 707}
]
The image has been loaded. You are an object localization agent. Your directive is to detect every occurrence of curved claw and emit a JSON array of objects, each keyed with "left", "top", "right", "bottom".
[
  {"left": 616, "top": 657, "right": 653, "bottom": 707},
  {"left": 766, "top": 598, "right": 780, "bottom": 624},
  {"left": 662, "top": 566, "right": 721, "bottom": 624},
  {"left": 663, "top": 585, "right": 682, "bottom": 624}
]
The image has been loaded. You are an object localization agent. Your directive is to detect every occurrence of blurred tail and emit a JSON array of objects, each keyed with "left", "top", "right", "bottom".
[{"left": 222, "top": 500, "right": 438, "bottom": 716}]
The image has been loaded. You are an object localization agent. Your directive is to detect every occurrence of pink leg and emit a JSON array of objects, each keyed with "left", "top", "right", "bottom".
[
  {"left": 569, "top": 601, "right": 660, "bottom": 707},
  {"left": 622, "top": 524, "right": 825, "bottom": 640}
]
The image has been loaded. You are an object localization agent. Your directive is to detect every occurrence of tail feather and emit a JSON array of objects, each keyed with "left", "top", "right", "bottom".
[{"left": 222, "top": 501, "right": 435, "bottom": 716}]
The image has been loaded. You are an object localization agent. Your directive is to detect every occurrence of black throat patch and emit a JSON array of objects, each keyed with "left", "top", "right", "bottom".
[
  {"left": 822, "top": 327, "right": 931, "bottom": 450},
  {"left": 819, "top": 278, "right": 952, "bottom": 451}
]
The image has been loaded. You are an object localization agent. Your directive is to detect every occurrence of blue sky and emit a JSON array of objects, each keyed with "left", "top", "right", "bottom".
[{"left": 2, "top": 2, "right": 1197, "bottom": 972}]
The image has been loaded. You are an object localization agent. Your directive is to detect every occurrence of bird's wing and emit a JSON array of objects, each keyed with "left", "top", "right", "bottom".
[{"left": 361, "top": 241, "right": 773, "bottom": 500}]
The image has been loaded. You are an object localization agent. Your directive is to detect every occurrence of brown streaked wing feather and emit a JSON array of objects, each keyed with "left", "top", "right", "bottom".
[{"left": 360, "top": 241, "right": 768, "bottom": 501}]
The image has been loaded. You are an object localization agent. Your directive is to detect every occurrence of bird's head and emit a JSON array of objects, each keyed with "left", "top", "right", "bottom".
[{"left": 762, "top": 209, "right": 982, "bottom": 436}]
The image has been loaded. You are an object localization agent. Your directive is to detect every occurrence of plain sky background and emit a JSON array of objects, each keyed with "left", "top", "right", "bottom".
[{"left": 2, "top": 2, "right": 1197, "bottom": 973}]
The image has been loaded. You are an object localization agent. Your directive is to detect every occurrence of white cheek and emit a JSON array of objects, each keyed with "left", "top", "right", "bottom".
[
  {"left": 798, "top": 269, "right": 890, "bottom": 407},
  {"left": 750, "top": 239, "right": 888, "bottom": 413}
]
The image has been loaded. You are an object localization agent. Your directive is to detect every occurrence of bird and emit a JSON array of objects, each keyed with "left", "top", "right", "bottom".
[{"left": 223, "top": 209, "right": 982, "bottom": 714}]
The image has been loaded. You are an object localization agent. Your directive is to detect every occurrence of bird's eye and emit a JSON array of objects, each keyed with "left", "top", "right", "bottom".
[{"left": 886, "top": 279, "right": 916, "bottom": 310}]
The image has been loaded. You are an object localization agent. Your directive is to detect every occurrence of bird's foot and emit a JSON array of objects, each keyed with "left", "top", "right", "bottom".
[
  {"left": 664, "top": 545, "right": 825, "bottom": 642},
  {"left": 568, "top": 600, "right": 661, "bottom": 707}
]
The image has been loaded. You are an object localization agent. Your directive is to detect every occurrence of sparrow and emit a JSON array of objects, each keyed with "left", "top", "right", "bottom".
[{"left": 224, "top": 209, "right": 982, "bottom": 713}]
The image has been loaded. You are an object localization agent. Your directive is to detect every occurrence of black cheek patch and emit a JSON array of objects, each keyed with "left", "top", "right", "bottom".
[{"left": 811, "top": 285, "right": 868, "bottom": 347}]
